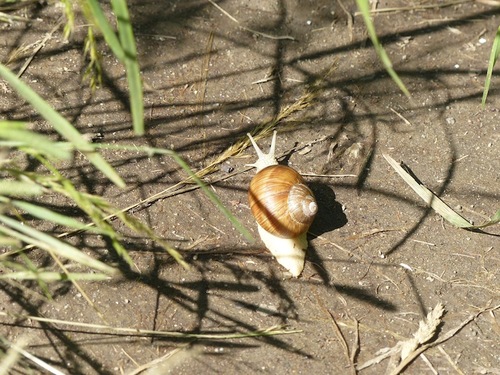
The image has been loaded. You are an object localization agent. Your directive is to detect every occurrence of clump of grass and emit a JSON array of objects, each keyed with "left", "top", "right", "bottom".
[{"left": 0, "top": 0, "right": 252, "bottom": 286}]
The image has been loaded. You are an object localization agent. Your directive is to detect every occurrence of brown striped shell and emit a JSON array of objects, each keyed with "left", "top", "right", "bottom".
[{"left": 248, "top": 165, "right": 318, "bottom": 238}]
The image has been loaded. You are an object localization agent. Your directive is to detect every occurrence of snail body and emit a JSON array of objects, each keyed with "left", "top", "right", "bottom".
[{"left": 247, "top": 132, "right": 317, "bottom": 277}]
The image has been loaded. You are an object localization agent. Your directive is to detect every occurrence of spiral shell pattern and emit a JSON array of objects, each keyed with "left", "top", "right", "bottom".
[{"left": 248, "top": 165, "right": 318, "bottom": 238}]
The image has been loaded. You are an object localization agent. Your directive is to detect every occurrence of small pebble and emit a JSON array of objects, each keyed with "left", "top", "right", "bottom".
[{"left": 221, "top": 164, "right": 234, "bottom": 173}]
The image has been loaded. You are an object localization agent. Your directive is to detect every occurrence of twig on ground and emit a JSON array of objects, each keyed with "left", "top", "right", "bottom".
[
  {"left": 419, "top": 353, "right": 438, "bottom": 375},
  {"left": 389, "top": 107, "right": 412, "bottom": 126},
  {"left": 208, "top": 0, "right": 295, "bottom": 40},
  {"left": 0, "top": 310, "right": 301, "bottom": 339},
  {"left": 438, "top": 346, "right": 465, "bottom": 375},
  {"left": 388, "top": 303, "right": 500, "bottom": 375},
  {"left": 353, "top": 0, "right": 469, "bottom": 16},
  {"left": 12, "top": 20, "right": 63, "bottom": 78},
  {"left": 350, "top": 318, "right": 360, "bottom": 365},
  {"left": 337, "top": 0, "right": 354, "bottom": 42},
  {"left": 314, "top": 294, "right": 357, "bottom": 375},
  {"left": 300, "top": 172, "right": 356, "bottom": 178},
  {"left": 357, "top": 303, "right": 445, "bottom": 372}
]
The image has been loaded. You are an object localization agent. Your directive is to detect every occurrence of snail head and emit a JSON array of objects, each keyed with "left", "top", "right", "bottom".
[{"left": 246, "top": 131, "right": 279, "bottom": 172}]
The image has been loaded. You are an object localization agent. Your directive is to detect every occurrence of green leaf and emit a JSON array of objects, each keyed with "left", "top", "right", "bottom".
[
  {"left": 482, "top": 25, "right": 500, "bottom": 106},
  {"left": 355, "top": 0, "right": 410, "bottom": 98},
  {"left": 0, "top": 121, "right": 71, "bottom": 160},
  {"left": 0, "top": 63, "right": 125, "bottom": 187},
  {"left": 8, "top": 199, "right": 109, "bottom": 235},
  {"left": 111, "top": 0, "right": 144, "bottom": 135},
  {"left": 0, "top": 182, "right": 43, "bottom": 197},
  {"left": 0, "top": 271, "right": 111, "bottom": 282},
  {"left": 384, "top": 154, "right": 499, "bottom": 230},
  {"left": 0, "top": 215, "right": 117, "bottom": 275}
]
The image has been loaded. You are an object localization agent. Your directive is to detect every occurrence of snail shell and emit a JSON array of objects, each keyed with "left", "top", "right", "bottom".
[
  {"left": 246, "top": 131, "right": 317, "bottom": 277},
  {"left": 249, "top": 165, "right": 318, "bottom": 239}
]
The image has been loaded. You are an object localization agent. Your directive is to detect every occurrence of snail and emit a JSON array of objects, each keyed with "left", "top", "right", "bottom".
[{"left": 247, "top": 131, "right": 318, "bottom": 277}]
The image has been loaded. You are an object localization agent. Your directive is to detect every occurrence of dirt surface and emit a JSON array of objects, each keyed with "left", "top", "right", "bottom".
[{"left": 1, "top": 1, "right": 499, "bottom": 374}]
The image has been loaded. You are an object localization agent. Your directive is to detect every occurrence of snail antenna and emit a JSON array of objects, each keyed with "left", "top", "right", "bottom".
[{"left": 246, "top": 131, "right": 278, "bottom": 172}]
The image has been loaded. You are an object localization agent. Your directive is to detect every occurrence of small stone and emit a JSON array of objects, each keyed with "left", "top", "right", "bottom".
[{"left": 446, "top": 117, "right": 456, "bottom": 125}]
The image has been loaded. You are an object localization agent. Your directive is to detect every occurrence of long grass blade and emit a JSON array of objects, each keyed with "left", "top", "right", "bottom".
[
  {"left": 96, "top": 143, "right": 254, "bottom": 242},
  {"left": 2, "top": 254, "right": 52, "bottom": 297},
  {"left": 111, "top": 0, "right": 144, "bottom": 135},
  {"left": 0, "top": 121, "right": 71, "bottom": 160},
  {"left": 384, "top": 154, "right": 499, "bottom": 229},
  {"left": 172, "top": 153, "right": 254, "bottom": 242},
  {"left": 0, "top": 182, "right": 43, "bottom": 197},
  {"left": 355, "top": 0, "right": 410, "bottom": 97},
  {"left": 0, "top": 63, "right": 125, "bottom": 187},
  {"left": 0, "top": 216, "right": 117, "bottom": 275},
  {"left": 482, "top": 25, "right": 500, "bottom": 106},
  {"left": 5, "top": 199, "right": 109, "bottom": 235},
  {"left": 0, "top": 336, "right": 65, "bottom": 375},
  {"left": 0, "top": 271, "right": 111, "bottom": 282},
  {"left": 86, "top": 0, "right": 125, "bottom": 61},
  {"left": 87, "top": 0, "right": 144, "bottom": 134},
  {"left": 0, "top": 336, "right": 26, "bottom": 375}
]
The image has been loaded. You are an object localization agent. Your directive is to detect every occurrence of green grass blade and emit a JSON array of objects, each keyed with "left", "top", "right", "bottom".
[
  {"left": 112, "top": 209, "right": 189, "bottom": 269},
  {"left": 5, "top": 253, "right": 51, "bottom": 297},
  {"left": 0, "top": 63, "right": 125, "bottom": 187},
  {"left": 86, "top": 0, "right": 125, "bottom": 61},
  {"left": 0, "top": 182, "right": 43, "bottom": 197},
  {"left": 0, "top": 235, "right": 21, "bottom": 248},
  {"left": 384, "top": 154, "right": 499, "bottom": 229},
  {"left": 0, "top": 121, "right": 71, "bottom": 160},
  {"left": 0, "top": 215, "right": 117, "bottom": 275},
  {"left": 0, "top": 336, "right": 26, "bottom": 374},
  {"left": 7, "top": 199, "right": 109, "bottom": 235},
  {"left": 86, "top": 0, "right": 144, "bottom": 134},
  {"left": 469, "top": 209, "right": 500, "bottom": 229},
  {"left": 96, "top": 143, "right": 255, "bottom": 242},
  {"left": 171, "top": 152, "right": 254, "bottom": 242},
  {"left": 482, "top": 25, "right": 500, "bottom": 106},
  {"left": 384, "top": 154, "right": 472, "bottom": 227},
  {"left": 111, "top": 0, "right": 144, "bottom": 135},
  {"left": 0, "top": 271, "right": 111, "bottom": 282},
  {"left": 355, "top": 0, "right": 410, "bottom": 98}
]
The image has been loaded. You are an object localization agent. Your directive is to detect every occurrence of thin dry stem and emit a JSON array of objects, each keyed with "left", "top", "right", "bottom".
[
  {"left": 438, "top": 346, "right": 466, "bottom": 375},
  {"left": 353, "top": 0, "right": 469, "bottom": 15},
  {"left": 208, "top": 0, "right": 295, "bottom": 40},
  {"left": 0, "top": 310, "right": 301, "bottom": 340},
  {"left": 388, "top": 303, "right": 500, "bottom": 375}
]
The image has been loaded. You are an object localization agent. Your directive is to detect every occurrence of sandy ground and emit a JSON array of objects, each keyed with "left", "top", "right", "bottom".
[{"left": 1, "top": 1, "right": 499, "bottom": 374}]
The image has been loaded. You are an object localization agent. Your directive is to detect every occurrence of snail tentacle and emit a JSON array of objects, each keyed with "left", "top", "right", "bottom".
[{"left": 246, "top": 131, "right": 278, "bottom": 172}]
